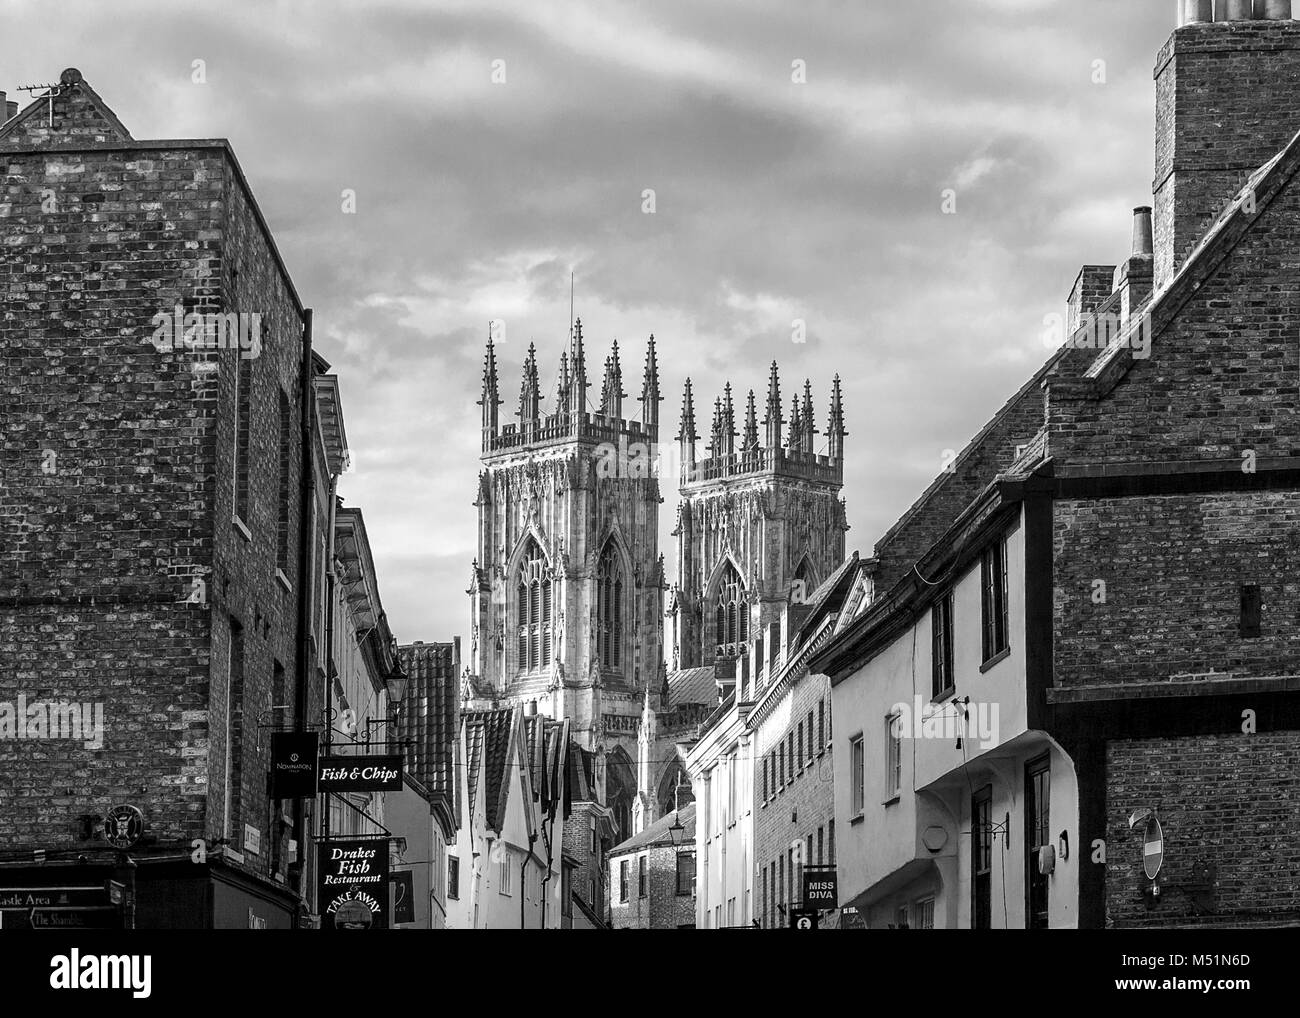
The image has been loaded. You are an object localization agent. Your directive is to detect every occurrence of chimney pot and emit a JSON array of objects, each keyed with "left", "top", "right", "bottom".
[
  {"left": 3, "top": 101, "right": 15, "bottom": 124},
  {"left": 1132, "top": 207, "right": 1155, "bottom": 257},
  {"left": 1255, "top": 0, "right": 1292, "bottom": 16},
  {"left": 1182, "top": 0, "right": 1214, "bottom": 23},
  {"left": 1223, "top": 0, "right": 1256, "bottom": 17}
]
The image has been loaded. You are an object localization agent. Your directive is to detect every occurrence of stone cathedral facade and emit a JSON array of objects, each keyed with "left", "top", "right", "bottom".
[
  {"left": 463, "top": 322, "right": 666, "bottom": 836},
  {"left": 462, "top": 326, "right": 851, "bottom": 841},
  {"left": 666, "top": 363, "right": 849, "bottom": 675}
]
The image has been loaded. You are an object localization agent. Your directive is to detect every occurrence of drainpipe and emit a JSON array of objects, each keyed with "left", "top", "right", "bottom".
[
  {"left": 539, "top": 811, "right": 555, "bottom": 929},
  {"left": 291, "top": 309, "right": 314, "bottom": 928},
  {"left": 322, "top": 473, "right": 340, "bottom": 845}
]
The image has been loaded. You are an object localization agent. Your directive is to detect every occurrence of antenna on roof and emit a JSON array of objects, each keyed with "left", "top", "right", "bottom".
[{"left": 18, "top": 70, "right": 76, "bottom": 128}]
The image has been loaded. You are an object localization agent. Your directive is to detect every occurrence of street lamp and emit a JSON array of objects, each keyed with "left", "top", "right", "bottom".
[{"left": 668, "top": 813, "right": 685, "bottom": 848}]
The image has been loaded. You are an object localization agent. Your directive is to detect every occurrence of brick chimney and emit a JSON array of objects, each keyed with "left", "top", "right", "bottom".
[
  {"left": 0, "top": 91, "right": 16, "bottom": 126},
  {"left": 1067, "top": 264, "right": 1116, "bottom": 336},
  {"left": 1113, "top": 206, "right": 1154, "bottom": 322},
  {"left": 1155, "top": 1, "right": 1300, "bottom": 288}
]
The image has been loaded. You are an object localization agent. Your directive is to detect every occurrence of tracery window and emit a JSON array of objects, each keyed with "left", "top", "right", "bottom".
[
  {"left": 597, "top": 543, "right": 623, "bottom": 669},
  {"left": 714, "top": 563, "right": 747, "bottom": 658},
  {"left": 515, "top": 539, "right": 551, "bottom": 672}
]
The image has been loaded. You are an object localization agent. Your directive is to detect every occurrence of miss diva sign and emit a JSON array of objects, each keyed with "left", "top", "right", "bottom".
[{"left": 318, "top": 839, "right": 389, "bottom": 930}]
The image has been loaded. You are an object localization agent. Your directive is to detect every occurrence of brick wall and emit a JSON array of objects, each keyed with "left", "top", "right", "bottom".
[
  {"left": 0, "top": 79, "right": 306, "bottom": 892},
  {"left": 752, "top": 671, "right": 836, "bottom": 929},
  {"left": 607, "top": 844, "right": 695, "bottom": 929},
  {"left": 1153, "top": 21, "right": 1300, "bottom": 287},
  {"left": 1053, "top": 491, "right": 1300, "bottom": 688},
  {"left": 1106, "top": 731, "right": 1300, "bottom": 928},
  {"left": 1051, "top": 165, "right": 1300, "bottom": 465}
]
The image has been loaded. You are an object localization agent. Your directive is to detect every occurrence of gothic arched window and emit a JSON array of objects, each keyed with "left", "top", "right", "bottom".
[
  {"left": 515, "top": 539, "right": 551, "bottom": 672},
  {"left": 715, "top": 562, "right": 747, "bottom": 659},
  {"left": 597, "top": 543, "right": 624, "bottom": 670}
]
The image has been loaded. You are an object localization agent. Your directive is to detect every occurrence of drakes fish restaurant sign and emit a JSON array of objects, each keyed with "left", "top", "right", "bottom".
[
  {"left": 318, "top": 754, "right": 403, "bottom": 792},
  {"left": 319, "top": 840, "right": 389, "bottom": 930}
]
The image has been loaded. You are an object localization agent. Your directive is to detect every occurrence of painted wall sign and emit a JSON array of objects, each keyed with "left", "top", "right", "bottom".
[
  {"left": 318, "top": 840, "right": 389, "bottom": 930},
  {"left": 271, "top": 731, "right": 319, "bottom": 798},
  {"left": 319, "top": 755, "right": 403, "bottom": 792}
]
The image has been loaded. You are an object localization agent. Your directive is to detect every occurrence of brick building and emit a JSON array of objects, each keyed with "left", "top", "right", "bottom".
[
  {"left": 814, "top": 1, "right": 1300, "bottom": 929},
  {"left": 608, "top": 803, "right": 696, "bottom": 929},
  {"left": 0, "top": 69, "right": 399, "bottom": 929}
]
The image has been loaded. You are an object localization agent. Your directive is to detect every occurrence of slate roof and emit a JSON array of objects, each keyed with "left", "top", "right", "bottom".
[
  {"left": 666, "top": 666, "right": 717, "bottom": 709},
  {"left": 610, "top": 803, "right": 697, "bottom": 856}
]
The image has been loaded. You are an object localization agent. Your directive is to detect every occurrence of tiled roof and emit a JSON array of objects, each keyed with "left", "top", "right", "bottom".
[
  {"left": 610, "top": 803, "right": 697, "bottom": 855},
  {"left": 463, "top": 708, "right": 516, "bottom": 833},
  {"left": 396, "top": 642, "right": 459, "bottom": 809},
  {"left": 667, "top": 666, "right": 717, "bottom": 708}
]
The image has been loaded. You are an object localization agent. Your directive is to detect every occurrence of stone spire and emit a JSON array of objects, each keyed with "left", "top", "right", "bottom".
[
  {"left": 742, "top": 389, "right": 760, "bottom": 454},
  {"left": 600, "top": 339, "right": 625, "bottom": 420},
  {"left": 555, "top": 348, "right": 571, "bottom": 416},
  {"left": 478, "top": 330, "right": 502, "bottom": 448},
  {"left": 519, "top": 341, "right": 541, "bottom": 429},
  {"left": 569, "top": 317, "right": 589, "bottom": 414},
  {"left": 639, "top": 334, "right": 661, "bottom": 430},
  {"left": 828, "top": 374, "right": 846, "bottom": 461},
  {"left": 678, "top": 377, "right": 699, "bottom": 472},
  {"left": 722, "top": 383, "right": 736, "bottom": 457},
  {"left": 710, "top": 396, "right": 724, "bottom": 457},
  {"left": 801, "top": 378, "right": 817, "bottom": 454},
  {"left": 763, "top": 361, "right": 783, "bottom": 450},
  {"left": 787, "top": 392, "right": 802, "bottom": 451}
]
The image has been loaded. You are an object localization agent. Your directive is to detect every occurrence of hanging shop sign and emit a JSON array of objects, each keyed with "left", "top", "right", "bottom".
[
  {"left": 318, "top": 840, "right": 389, "bottom": 930},
  {"left": 270, "top": 731, "right": 319, "bottom": 798},
  {"left": 803, "top": 869, "right": 838, "bottom": 909},
  {"left": 391, "top": 871, "right": 415, "bottom": 925},
  {"left": 318, "top": 755, "right": 403, "bottom": 792}
]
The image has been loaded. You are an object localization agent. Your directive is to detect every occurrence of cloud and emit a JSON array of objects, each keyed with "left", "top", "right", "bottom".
[{"left": 0, "top": 0, "right": 1176, "bottom": 642}]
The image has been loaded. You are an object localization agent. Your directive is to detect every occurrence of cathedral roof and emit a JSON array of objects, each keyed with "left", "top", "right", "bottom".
[{"left": 666, "top": 666, "right": 718, "bottom": 709}]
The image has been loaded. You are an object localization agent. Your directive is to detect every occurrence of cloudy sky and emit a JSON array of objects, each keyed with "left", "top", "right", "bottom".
[{"left": 3, "top": 0, "right": 1175, "bottom": 643}]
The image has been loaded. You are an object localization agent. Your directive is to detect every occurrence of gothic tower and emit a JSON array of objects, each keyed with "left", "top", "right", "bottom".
[
  {"left": 466, "top": 323, "right": 664, "bottom": 837},
  {"left": 667, "top": 363, "right": 848, "bottom": 677}
]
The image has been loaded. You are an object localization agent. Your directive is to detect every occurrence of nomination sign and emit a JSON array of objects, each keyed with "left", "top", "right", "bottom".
[
  {"left": 318, "top": 755, "right": 403, "bottom": 793},
  {"left": 270, "top": 732, "right": 319, "bottom": 798}
]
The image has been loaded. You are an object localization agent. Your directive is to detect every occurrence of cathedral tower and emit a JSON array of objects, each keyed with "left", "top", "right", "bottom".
[
  {"left": 466, "top": 323, "right": 664, "bottom": 836},
  {"left": 667, "top": 363, "right": 848, "bottom": 676}
]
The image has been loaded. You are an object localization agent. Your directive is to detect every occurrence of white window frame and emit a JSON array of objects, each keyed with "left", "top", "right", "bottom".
[{"left": 849, "top": 733, "right": 865, "bottom": 817}]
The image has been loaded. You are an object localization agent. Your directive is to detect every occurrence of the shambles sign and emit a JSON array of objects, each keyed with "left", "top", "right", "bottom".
[
  {"left": 319, "top": 840, "right": 389, "bottom": 930},
  {"left": 319, "top": 755, "right": 403, "bottom": 792},
  {"left": 270, "top": 732, "right": 319, "bottom": 798}
]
